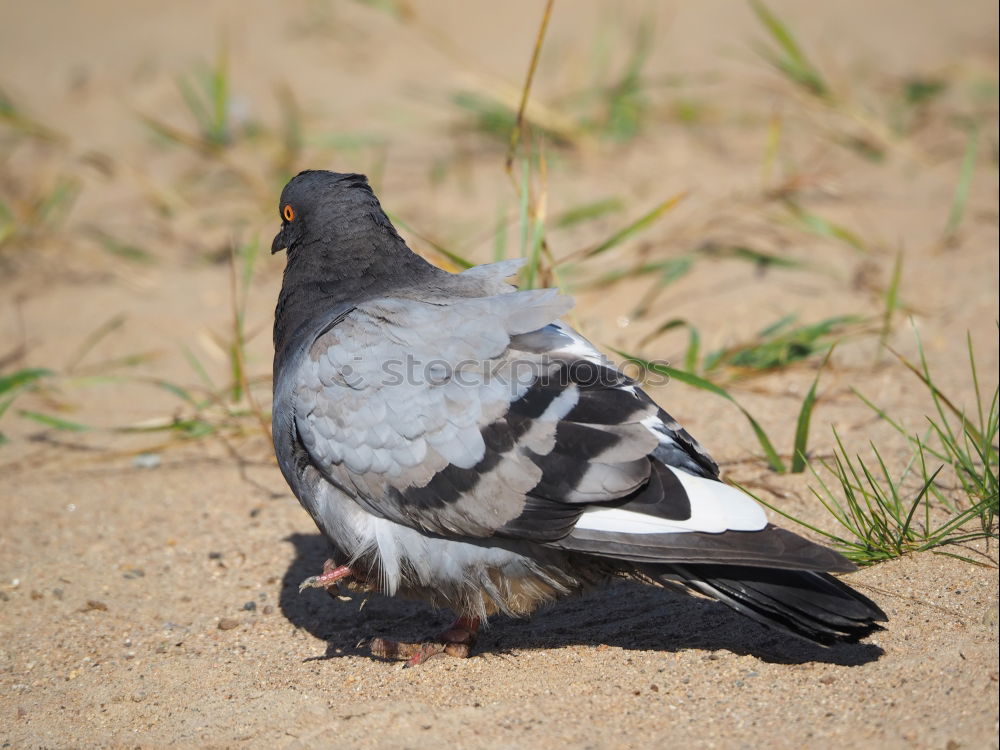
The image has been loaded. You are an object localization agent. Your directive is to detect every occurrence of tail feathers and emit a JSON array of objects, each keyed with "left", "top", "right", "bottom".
[{"left": 658, "top": 563, "right": 887, "bottom": 644}]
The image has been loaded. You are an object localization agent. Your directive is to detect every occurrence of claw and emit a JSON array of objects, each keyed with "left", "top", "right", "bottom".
[{"left": 298, "top": 559, "right": 353, "bottom": 593}]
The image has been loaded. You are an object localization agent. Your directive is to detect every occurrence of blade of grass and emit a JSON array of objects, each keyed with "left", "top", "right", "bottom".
[
  {"left": 505, "top": 0, "right": 555, "bottom": 174},
  {"left": 583, "top": 258, "right": 691, "bottom": 290},
  {"left": 64, "top": 314, "right": 128, "bottom": 374},
  {"left": 638, "top": 318, "right": 702, "bottom": 373},
  {"left": 944, "top": 125, "right": 978, "bottom": 240},
  {"left": 88, "top": 230, "right": 155, "bottom": 264},
  {"left": 0, "top": 368, "right": 53, "bottom": 396},
  {"left": 210, "top": 42, "right": 230, "bottom": 146},
  {"left": 182, "top": 345, "right": 216, "bottom": 392},
  {"left": 761, "top": 110, "right": 782, "bottom": 186},
  {"left": 554, "top": 197, "right": 624, "bottom": 229},
  {"left": 750, "top": 0, "right": 830, "bottom": 100},
  {"left": 758, "top": 313, "right": 797, "bottom": 338},
  {"left": 683, "top": 326, "right": 701, "bottom": 373},
  {"left": 790, "top": 349, "right": 831, "bottom": 472},
  {"left": 698, "top": 242, "right": 804, "bottom": 270},
  {"left": 153, "top": 380, "right": 203, "bottom": 408},
  {"left": 228, "top": 239, "right": 271, "bottom": 441},
  {"left": 630, "top": 256, "right": 695, "bottom": 318},
  {"left": 275, "top": 82, "right": 304, "bottom": 176},
  {"left": 0, "top": 368, "right": 54, "bottom": 430},
  {"left": 516, "top": 159, "right": 531, "bottom": 263},
  {"left": 887, "top": 340, "right": 986, "bottom": 447},
  {"left": 19, "top": 410, "right": 90, "bottom": 432},
  {"left": 878, "top": 249, "right": 903, "bottom": 353},
  {"left": 0, "top": 86, "right": 66, "bottom": 142},
  {"left": 704, "top": 314, "right": 860, "bottom": 374},
  {"left": 738, "top": 481, "right": 855, "bottom": 549},
  {"left": 575, "top": 192, "right": 687, "bottom": 260},
  {"left": 176, "top": 73, "right": 213, "bottom": 142},
  {"left": 492, "top": 201, "right": 508, "bottom": 261},
  {"left": 521, "top": 152, "right": 550, "bottom": 290},
  {"left": 385, "top": 211, "right": 475, "bottom": 270},
  {"left": 36, "top": 177, "right": 80, "bottom": 226},
  {"left": 599, "top": 17, "right": 653, "bottom": 141},
  {"left": 784, "top": 200, "right": 868, "bottom": 253}
]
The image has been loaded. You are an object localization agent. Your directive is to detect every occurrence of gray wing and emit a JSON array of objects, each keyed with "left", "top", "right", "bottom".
[
  {"left": 291, "top": 285, "right": 570, "bottom": 536},
  {"left": 286, "top": 272, "right": 690, "bottom": 537},
  {"left": 286, "top": 265, "right": 753, "bottom": 546}
]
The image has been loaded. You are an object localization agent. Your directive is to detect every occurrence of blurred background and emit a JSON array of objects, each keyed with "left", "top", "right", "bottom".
[
  {"left": 1, "top": 2, "right": 998, "bottom": 746},
  {"left": 1, "top": 0, "right": 997, "bottom": 538}
]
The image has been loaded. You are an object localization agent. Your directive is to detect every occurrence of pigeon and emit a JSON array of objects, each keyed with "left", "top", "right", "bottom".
[{"left": 271, "top": 170, "right": 886, "bottom": 664}]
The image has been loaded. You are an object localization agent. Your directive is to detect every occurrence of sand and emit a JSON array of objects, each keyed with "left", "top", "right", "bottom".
[{"left": 1, "top": 1, "right": 998, "bottom": 748}]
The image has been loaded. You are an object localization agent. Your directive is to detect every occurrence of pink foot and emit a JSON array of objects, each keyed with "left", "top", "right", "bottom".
[
  {"left": 298, "top": 559, "right": 353, "bottom": 593},
  {"left": 370, "top": 616, "right": 481, "bottom": 667}
]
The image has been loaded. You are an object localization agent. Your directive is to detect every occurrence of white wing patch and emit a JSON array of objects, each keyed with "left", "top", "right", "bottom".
[{"left": 573, "top": 466, "right": 767, "bottom": 535}]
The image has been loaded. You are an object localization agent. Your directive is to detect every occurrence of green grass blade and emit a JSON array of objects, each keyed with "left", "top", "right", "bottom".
[
  {"left": 19, "top": 410, "right": 90, "bottom": 432},
  {"left": 758, "top": 313, "right": 796, "bottom": 338},
  {"left": 705, "top": 314, "right": 858, "bottom": 374},
  {"left": 504, "top": 0, "right": 555, "bottom": 170},
  {"left": 0, "top": 368, "right": 53, "bottom": 395},
  {"left": 785, "top": 201, "right": 868, "bottom": 253},
  {"left": 889, "top": 336, "right": 986, "bottom": 447},
  {"left": 385, "top": 211, "right": 475, "bottom": 270},
  {"left": 945, "top": 125, "right": 978, "bottom": 240},
  {"left": 452, "top": 92, "right": 517, "bottom": 141},
  {"left": 966, "top": 331, "right": 985, "bottom": 439},
  {"left": 582, "top": 192, "right": 686, "bottom": 259},
  {"left": 852, "top": 387, "right": 908, "bottom": 437},
  {"left": 517, "top": 159, "right": 530, "bottom": 262},
  {"left": 742, "top": 413, "right": 787, "bottom": 472},
  {"left": 749, "top": 0, "right": 830, "bottom": 99},
  {"left": 154, "top": 380, "right": 202, "bottom": 407},
  {"left": 0, "top": 368, "right": 54, "bottom": 425},
  {"left": 750, "top": 0, "right": 810, "bottom": 72},
  {"left": 64, "top": 314, "right": 128, "bottom": 374},
  {"left": 92, "top": 232, "right": 155, "bottom": 264},
  {"left": 640, "top": 318, "right": 687, "bottom": 346},
  {"left": 493, "top": 202, "right": 508, "bottom": 261},
  {"left": 211, "top": 44, "right": 230, "bottom": 144},
  {"left": 182, "top": 346, "right": 216, "bottom": 391},
  {"left": 35, "top": 177, "right": 80, "bottom": 226},
  {"left": 699, "top": 243, "right": 804, "bottom": 270},
  {"left": 735, "top": 482, "right": 853, "bottom": 547},
  {"left": 554, "top": 197, "right": 624, "bottom": 228},
  {"left": 684, "top": 326, "right": 701, "bottom": 373},
  {"left": 790, "top": 351, "right": 829, "bottom": 473},
  {"left": 523, "top": 210, "right": 546, "bottom": 290},
  {"left": 176, "top": 74, "right": 212, "bottom": 141},
  {"left": 630, "top": 257, "right": 695, "bottom": 318},
  {"left": 878, "top": 249, "right": 903, "bottom": 352}
]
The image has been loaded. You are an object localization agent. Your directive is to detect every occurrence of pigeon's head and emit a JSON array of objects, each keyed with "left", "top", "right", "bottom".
[{"left": 271, "top": 170, "right": 381, "bottom": 254}]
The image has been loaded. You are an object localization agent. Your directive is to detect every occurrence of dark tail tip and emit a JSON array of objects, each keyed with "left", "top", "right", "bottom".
[{"left": 663, "top": 563, "right": 887, "bottom": 644}]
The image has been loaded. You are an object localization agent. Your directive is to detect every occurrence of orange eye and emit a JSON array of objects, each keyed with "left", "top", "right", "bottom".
[{"left": 283, "top": 204, "right": 295, "bottom": 222}]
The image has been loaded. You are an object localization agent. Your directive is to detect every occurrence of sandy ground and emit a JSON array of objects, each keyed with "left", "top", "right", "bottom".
[{"left": 1, "top": 1, "right": 998, "bottom": 748}]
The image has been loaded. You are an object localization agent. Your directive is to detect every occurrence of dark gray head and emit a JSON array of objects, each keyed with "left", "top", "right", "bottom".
[
  {"left": 271, "top": 170, "right": 395, "bottom": 255},
  {"left": 271, "top": 170, "right": 446, "bottom": 352}
]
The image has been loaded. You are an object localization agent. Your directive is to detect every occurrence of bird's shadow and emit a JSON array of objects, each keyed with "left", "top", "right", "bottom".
[{"left": 279, "top": 533, "right": 883, "bottom": 666}]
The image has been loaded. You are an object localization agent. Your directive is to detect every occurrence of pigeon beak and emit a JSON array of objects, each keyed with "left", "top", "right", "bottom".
[{"left": 271, "top": 226, "right": 288, "bottom": 254}]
